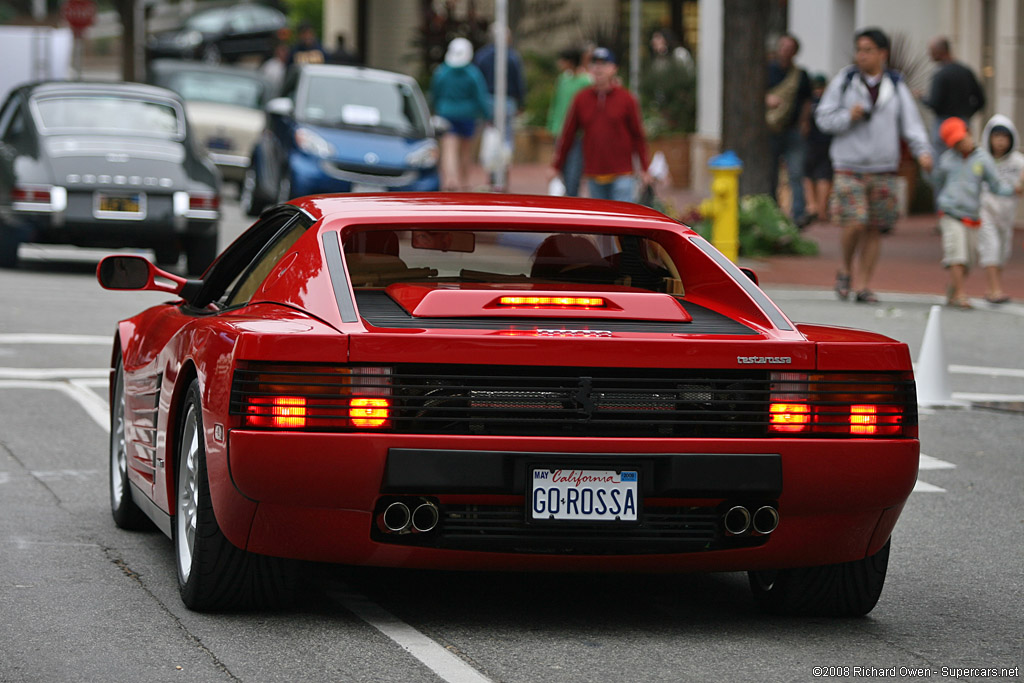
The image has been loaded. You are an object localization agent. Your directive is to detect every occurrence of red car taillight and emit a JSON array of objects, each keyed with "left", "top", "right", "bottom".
[
  {"left": 189, "top": 192, "right": 219, "bottom": 212},
  {"left": 233, "top": 364, "right": 392, "bottom": 430},
  {"left": 768, "top": 372, "right": 915, "bottom": 437},
  {"left": 12, "top": 185, "right": 52, "bottom": 204}
]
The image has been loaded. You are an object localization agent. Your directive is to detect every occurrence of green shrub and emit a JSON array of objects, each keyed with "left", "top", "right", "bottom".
[{"left": 692, "top": 194, "right": 818, "bottom": 257}]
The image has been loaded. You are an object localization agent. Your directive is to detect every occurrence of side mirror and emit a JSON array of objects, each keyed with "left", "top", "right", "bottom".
[
  {"left": 97, "top": 255, "right": 196, "bottom": 297},
  {"left": 266, "top": 97, "right": 294, "bottom": 116},
  {"left": 739, "top": 267, "right": 759, "bottom": 286}
]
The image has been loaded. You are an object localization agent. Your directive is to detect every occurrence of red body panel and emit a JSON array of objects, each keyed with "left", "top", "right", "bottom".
[{"left": 109, "top": 194, "right": 919, "bottom": 575}]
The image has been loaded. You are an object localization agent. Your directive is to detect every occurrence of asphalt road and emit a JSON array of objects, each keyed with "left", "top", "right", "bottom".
[{"left": 0, "top": 196, "right": 1021, "bottom": 682}]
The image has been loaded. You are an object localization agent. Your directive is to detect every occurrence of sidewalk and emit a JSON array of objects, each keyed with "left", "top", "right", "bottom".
[{"left": 488, "top": 162, "right": 1024, "bottom": 301}]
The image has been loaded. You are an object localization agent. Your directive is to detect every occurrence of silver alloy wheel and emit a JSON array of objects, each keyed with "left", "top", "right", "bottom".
[
  {"left": 176, "top": 404, "right": 201, "bottom": 582},
  {"left": 110, "top": 365, "right": 127, "bottom": 513}
]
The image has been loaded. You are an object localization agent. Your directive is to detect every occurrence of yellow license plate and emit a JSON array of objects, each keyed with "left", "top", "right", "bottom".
[{"left": 98, "top": 194, "right": 140, "bottom": 213}]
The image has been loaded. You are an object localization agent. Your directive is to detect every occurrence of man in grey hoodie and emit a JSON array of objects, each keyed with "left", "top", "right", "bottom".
[{"left": 815, "top": 28, "right": 933, "bottom": 303}]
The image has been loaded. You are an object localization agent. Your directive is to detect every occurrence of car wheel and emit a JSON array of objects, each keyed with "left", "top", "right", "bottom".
[
  {"left": 748, "top": 539, "right": 891, "bottom": 616},
  {"left": 174, "top": 379, "right": 293, "bottom": 611},
  {"left": 0, "top": 227, "right": 20, "bottom": 269},
  {"left": 110, "top": 356, "right": 152, "bottom": 530},
  {"left": 153, "top": 245, "right": 180, "bottom": 267},
  {"left": 201, "top": 43, "right": 221, "bottom": 64},
  {"left": 185, "top": 233, "right": 217, "bottom": 277},
  {"left": 240, "top": 166, "right": 265, "bottom": 217}
]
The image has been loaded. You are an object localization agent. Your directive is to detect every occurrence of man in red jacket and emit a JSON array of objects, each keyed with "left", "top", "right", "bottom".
[{"left": 548, "top": 47, "right": 651, "bottom": 202}]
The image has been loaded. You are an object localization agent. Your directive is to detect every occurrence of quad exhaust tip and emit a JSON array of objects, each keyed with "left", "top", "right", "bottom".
[
  {"left": 752, "top": 506, "right": 780, "bottom": 535},
  {"left": 723, "top": 505, "right": 752, "bottom": 536},
  {"left": 411, "top": 502, "right": 439, "bottom": 532},
  {"left": 382, "top": 501, "right": 411, "bottom": 533}
]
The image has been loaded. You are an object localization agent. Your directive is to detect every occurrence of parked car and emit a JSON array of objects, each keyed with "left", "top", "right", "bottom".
[
  {"left": 148, "top": 59, "right": 268, "bottom": 185},
  {"left": 146, "top": 3, "right": 287, "bottom": 65},
  {"left": 0, "top": 81, "right": 220, "bottom": 274},
  {"left": 98, "top": 193, "right": 919, "bottom": 614},
  {"left": 240, "top": 64, "right": 439, "bottom": 216}
]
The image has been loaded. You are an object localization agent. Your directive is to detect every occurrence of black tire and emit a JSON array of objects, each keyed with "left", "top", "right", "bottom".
[
  {"left": 109, "top": 357, "right": 152, "bottom": 530},
  {"left": 185, "top": 232, "right": 217, "bottom": 276},
  {"left": 153, "top": 245, "right": 181, "bottom": 267},
  {"left": 0, "top": 227, "right": 20, "bottom": 269},
  {"left": 748, "top": 539, "right": 891, "bottom": 617},
  {"left": 240, "top": 166, "right": 267, "bottom": 217},
  {"left": 174, "top": 380, "right": 294, "bottom": 611}
]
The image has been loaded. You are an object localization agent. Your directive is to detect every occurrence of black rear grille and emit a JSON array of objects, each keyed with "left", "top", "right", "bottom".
[
  {"left": 371, "top": 504, "right": 766, "bottom": 554},
  {"left": 392, "top": 365, "right": 770, "bottom": 437}
]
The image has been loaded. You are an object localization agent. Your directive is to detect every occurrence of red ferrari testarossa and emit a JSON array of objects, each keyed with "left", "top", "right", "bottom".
[{"left": 98, "top": 193, "right": 918, "bottom": 613}]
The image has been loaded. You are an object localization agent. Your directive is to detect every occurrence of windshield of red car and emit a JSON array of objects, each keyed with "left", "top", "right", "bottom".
[
  {"left": 343, "top": 230, "right": 682, "bottom": 293},
  {"left": 32, "top": 95, "right": 184, "bottom": 139}
]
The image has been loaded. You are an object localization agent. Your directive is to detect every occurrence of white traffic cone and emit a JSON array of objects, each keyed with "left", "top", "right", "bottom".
[{"left": 915, "top": 305, "right": 966, "bottom": 408}]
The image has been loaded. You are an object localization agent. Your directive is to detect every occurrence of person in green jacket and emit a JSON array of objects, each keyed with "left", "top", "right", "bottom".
[
  {"left": 546, "top": 47, "right": 592, "bottom": 196},
  {"left": 431, "top": 38, "right": 492, "bottom": 191}
]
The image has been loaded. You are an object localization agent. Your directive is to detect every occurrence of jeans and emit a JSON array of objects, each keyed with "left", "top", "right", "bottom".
[
  {"left": 588, "top": 175, "right": 636, "bottom": 203},
  {"left": 561, "top": 136, "right": 584, "bottom": 197},
  {"left": 770, "top": 125, "right": 807, "bottom": 220}
]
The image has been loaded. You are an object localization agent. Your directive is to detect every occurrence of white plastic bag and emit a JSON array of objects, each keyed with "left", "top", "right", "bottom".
[
  {"left": 547, "top": 177, "right": 566, "bottom": 196},
  {"left": 478, "top": 126, "right": 503, "bottom": 172}
]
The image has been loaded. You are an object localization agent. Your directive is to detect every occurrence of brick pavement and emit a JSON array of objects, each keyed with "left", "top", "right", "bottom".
[{"left": 482, "top": 162, "right": 1024, "bottom": 301}]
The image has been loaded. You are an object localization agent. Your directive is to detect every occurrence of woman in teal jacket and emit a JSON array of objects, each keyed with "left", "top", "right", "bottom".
[{"left": 431, "top": 38, "right": 492, "bottom": 191}]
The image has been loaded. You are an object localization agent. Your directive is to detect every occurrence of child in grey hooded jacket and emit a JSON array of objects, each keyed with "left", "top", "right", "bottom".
[
  {"left": 932, "top": 117, "right": 1020, "bottom": 308},
  {"left": 979, "top": 114, "right": 1024, "bottom": 303}
]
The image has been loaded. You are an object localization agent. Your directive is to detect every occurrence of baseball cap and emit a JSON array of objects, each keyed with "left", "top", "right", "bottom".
[
  {"left": 939, "top": 117, "right": 967, "bottom": 148},
  {"left": 591, "top": 46, "right": 616, "bottom": 64}
]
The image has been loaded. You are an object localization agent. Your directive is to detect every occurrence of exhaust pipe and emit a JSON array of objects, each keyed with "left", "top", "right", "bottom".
[
  {"left": 723, "top": 505, "right": 751, "bottom": 536},
  {"left": 752, "top": 506, "right": 779, "bottom": 535},
  {"left": 382, "top": 501, "right": 411, "bottom": 533},
  {"left": 411, "top": 502, "right": 440, "bottom": 532}
]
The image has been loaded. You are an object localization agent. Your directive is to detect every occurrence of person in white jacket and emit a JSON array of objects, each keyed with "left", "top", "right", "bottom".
[
  {"left": 979, "top": 114, "right": 1024, "bottom": 303},
  {"left": 815, "top": 28, "right": 933, "bottom": 303}
]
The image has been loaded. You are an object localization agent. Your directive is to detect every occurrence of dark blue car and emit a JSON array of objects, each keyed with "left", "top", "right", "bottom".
[{"left": 241, "top": 64, "right": 439, "bottom": 216}]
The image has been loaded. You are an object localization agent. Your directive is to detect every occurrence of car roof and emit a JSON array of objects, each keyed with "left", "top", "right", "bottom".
[
  {"left": 296, "top": 63, "right": 419, "bottom": 87},
  {"left": 24, "top": 80, "right": 184, "bottom": 102},
  {"left": 295, "top": 193, "right": 690, "bottom": 234},
  {"left": 148, "top": 59, "right": 267, "bottom": 82}
]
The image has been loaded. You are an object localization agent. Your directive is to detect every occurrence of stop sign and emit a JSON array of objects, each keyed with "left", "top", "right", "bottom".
[{"left": 62, "top": 0, "right": 97, "bottom": 37}]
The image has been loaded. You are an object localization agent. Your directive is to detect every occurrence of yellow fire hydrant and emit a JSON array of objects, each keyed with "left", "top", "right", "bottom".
[{"left": 698, "top": 151, "right": 743, "bottom": 263}]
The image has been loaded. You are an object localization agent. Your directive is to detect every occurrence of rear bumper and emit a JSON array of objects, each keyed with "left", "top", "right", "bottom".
[{"left": 222, "top": 432, "right": 919, "bottom": 571}]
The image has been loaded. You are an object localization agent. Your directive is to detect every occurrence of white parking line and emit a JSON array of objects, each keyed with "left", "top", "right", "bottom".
[
  {"left": 0, "top": 379, "right": 110, "bottom": 432},
  {"left": 913, "top": 480, "right": 947, "bottom": 493},
  {"left": 330, "top": 588, "right": 493, "bottom": 683},
  {"left": 919, "top": 454, "right": 956, "bottom": 470},
  {"left": 0, "top": 334, "right": 110, "bottom": 346},
  {"left": 950, "top": 364, "right": 1024, "bottom": 379},
  {"left": 0, "top": 367, "right": 109, "bottom": 380}
]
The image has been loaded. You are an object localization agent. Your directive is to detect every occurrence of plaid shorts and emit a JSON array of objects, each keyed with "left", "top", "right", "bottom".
[{"left": 831, "top": 171, "right": 900, "bottom": 232}]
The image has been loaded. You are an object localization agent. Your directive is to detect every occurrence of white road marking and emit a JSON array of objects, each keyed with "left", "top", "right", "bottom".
[
  {"left": 913, "top": 480, "right": 947, "bottom": 493},
  {"left": 919, "top": 454, "right": 956, "bottom": 470},
  {"left": 952, "top": 392, "right": 1024, "bottom": 402},
  {"left": 0, "top": 334, "right": 110, "bottom": 346},
  {"left": 331, "top": 588, "right": 493, "bottom": 683},
  {"left": 0, "top": 379, "right": 110, "bottom": 433},
  {"left": 950, "top": 364, "right": 1024, "bottom": 379},
  {"left": 31, "top": 469, "right": 100, "bottom": 481},
  {"left": 0, "top": 367, "right": 109, "bottom": 380}
]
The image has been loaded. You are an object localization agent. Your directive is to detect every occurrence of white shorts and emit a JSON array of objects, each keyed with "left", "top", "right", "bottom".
[
  {"left": 939, "top": 214, "right": 978, "bottom": 269},
  {"left": 978, "top": 206, "right": 1014, "bottom": 267}
]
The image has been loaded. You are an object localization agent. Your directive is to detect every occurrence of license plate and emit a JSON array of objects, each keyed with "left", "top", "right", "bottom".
[
  {"left": 95, "top": 192, "right": 143, "bottom": 218},
  {"left": 530, "top": 468, "right": 638, "bottom": 521}
]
